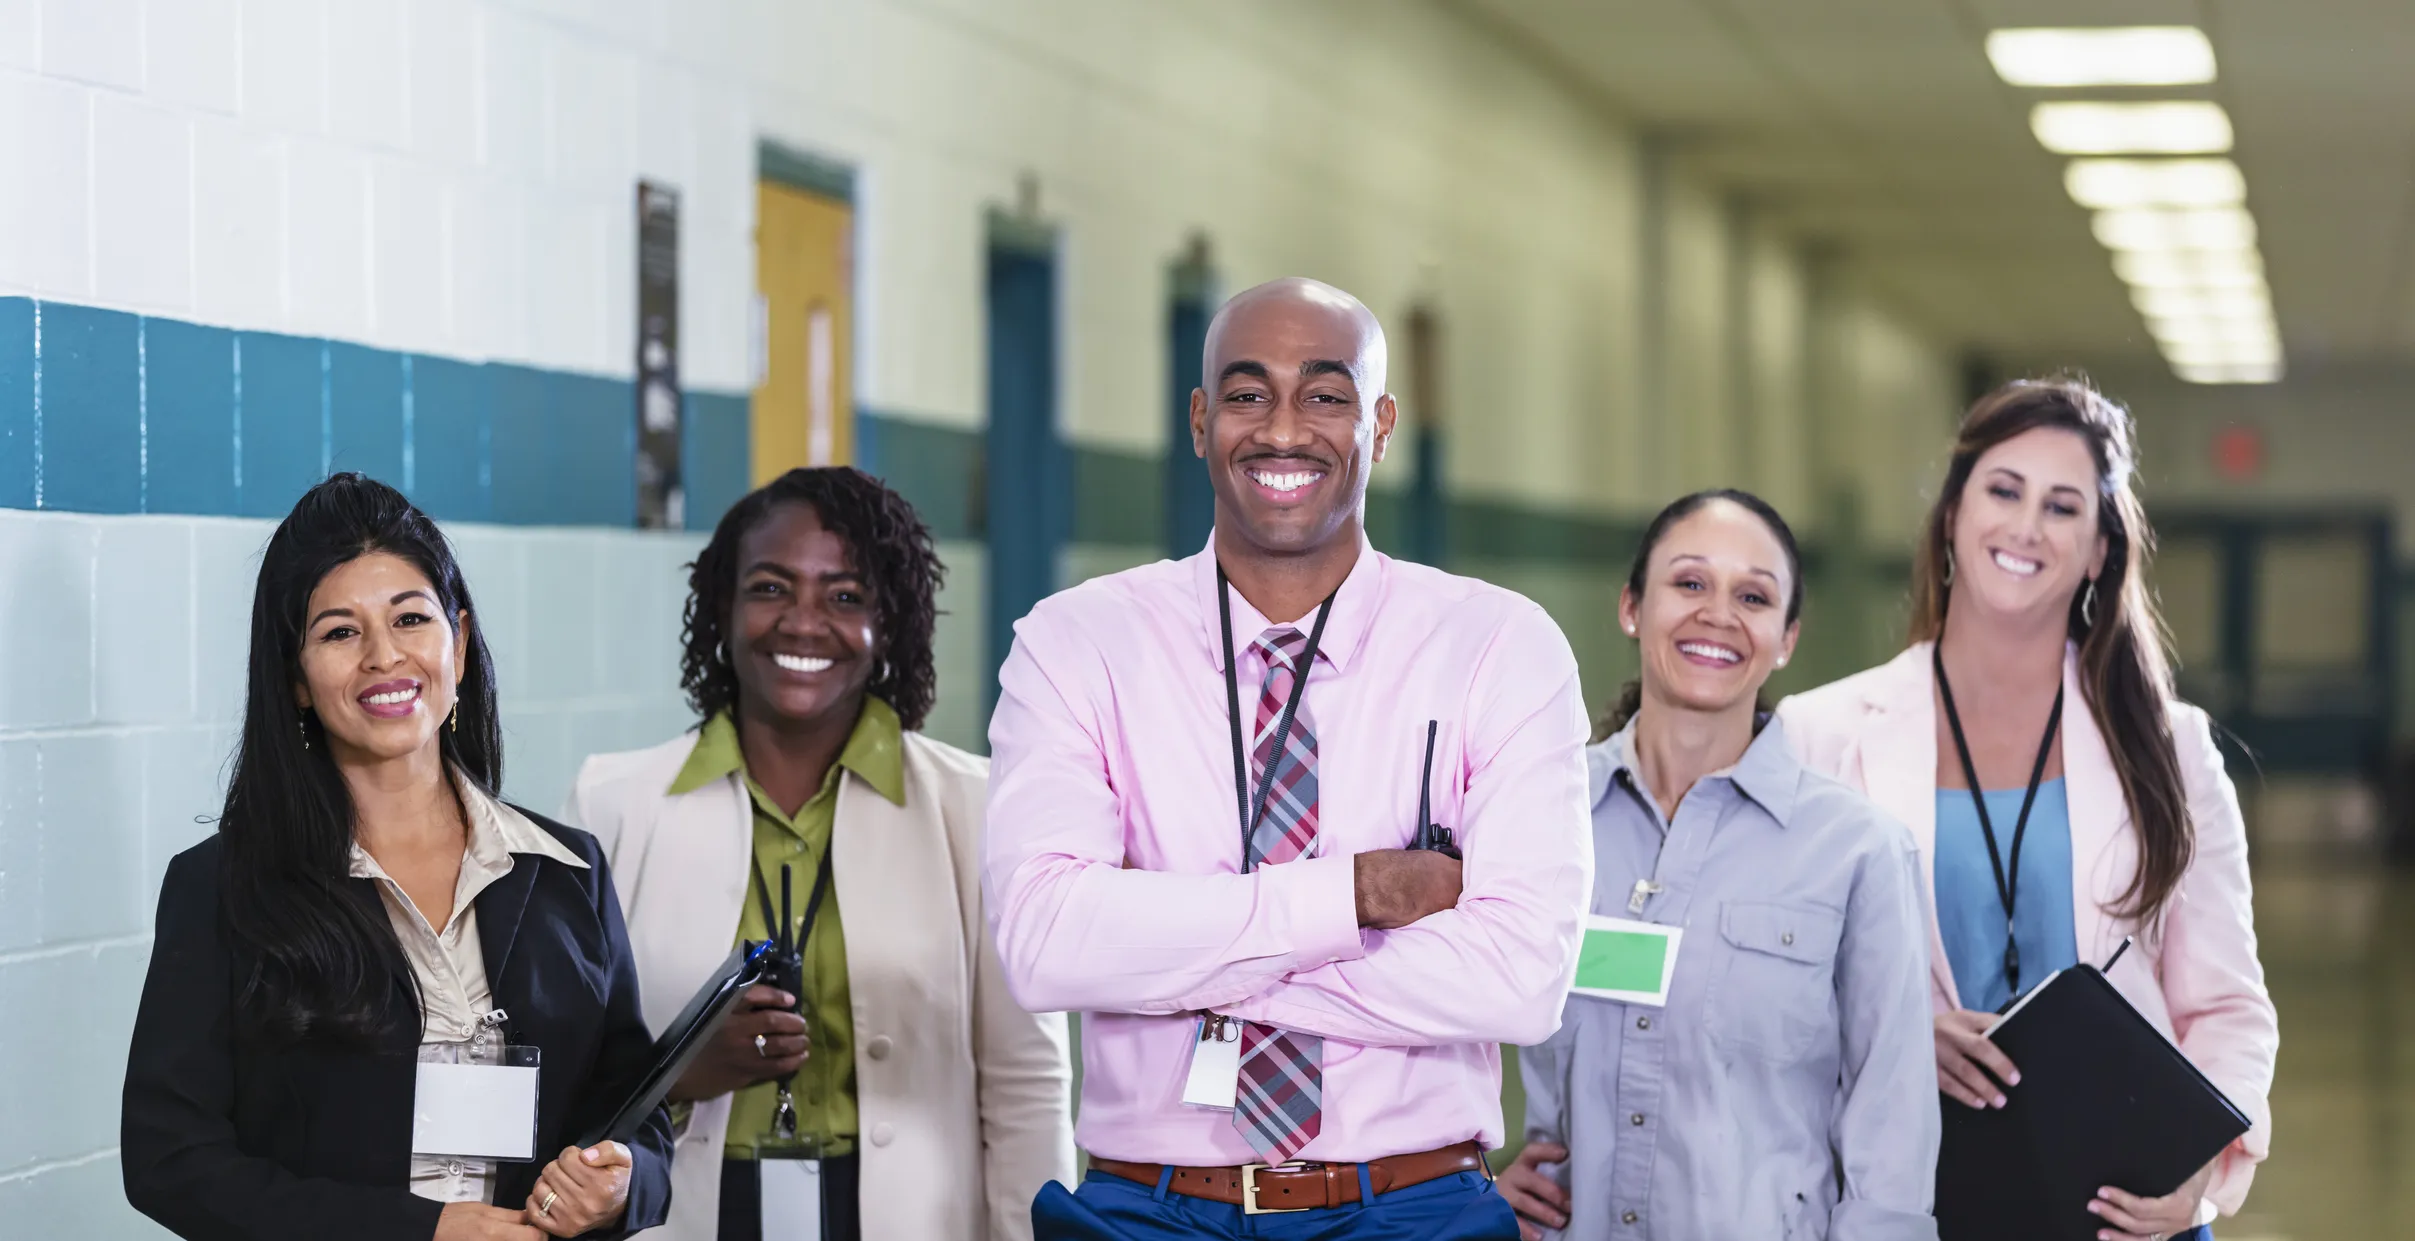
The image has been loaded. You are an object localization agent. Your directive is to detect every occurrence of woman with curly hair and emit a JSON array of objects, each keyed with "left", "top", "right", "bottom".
[{"left": 565, "top": 467, "right": 1074, "bottom": 1241}]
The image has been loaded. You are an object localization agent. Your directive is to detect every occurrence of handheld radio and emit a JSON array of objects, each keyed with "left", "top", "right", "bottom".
[{"left": 1413, "top": 720, "right": 1462, "bottom": 859}]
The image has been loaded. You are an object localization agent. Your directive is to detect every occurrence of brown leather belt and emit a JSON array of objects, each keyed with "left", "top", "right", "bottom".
[{"left": 1089, "top": 1141, "right": 1489, "bottom": 1215}]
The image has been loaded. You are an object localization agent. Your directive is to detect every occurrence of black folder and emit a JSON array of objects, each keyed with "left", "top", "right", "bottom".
[
  {"left": 1936, "top": 964, "right": 2251, "bottom": 1241},
  {"left": 574, "top": 939, "right": 777, "bottom": 1149}
]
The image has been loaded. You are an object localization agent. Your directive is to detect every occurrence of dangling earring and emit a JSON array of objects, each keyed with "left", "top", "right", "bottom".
[
  {"left": 450, "top": 704, "right": 459, "bottom": 734},
  {"left": 299, "top": 714, "right": 310, "bottom": 750},
  {"left": 1944, "top": 548, "right": 1956, "bottom": 586},
  {"left": 2081, "top": 576, "right": 2098, "bottom": 628}
]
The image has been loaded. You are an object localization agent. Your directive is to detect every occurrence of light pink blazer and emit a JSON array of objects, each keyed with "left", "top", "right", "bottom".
[{"left": 1774, "top": 642, "right": 2278, "bottom": 1217}]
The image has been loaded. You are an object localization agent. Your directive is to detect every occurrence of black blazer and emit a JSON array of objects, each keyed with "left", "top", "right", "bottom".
[{"left": 121, "top": 811, "right": 674, "bottom": 1241}]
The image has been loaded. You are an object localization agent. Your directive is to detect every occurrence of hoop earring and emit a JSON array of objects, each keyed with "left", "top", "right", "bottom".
[
  {"left": 1944, "top": 549, "right": 1956, "bottom": 586},
  {"left": 2081, "top": 576, "right": 2098, "bottom": 628},
  {"left": 875, "top": 658, "right": 892, "bottom": 685}
]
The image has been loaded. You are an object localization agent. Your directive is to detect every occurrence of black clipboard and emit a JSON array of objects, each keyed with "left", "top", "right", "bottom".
[
  {"left": 575, "top": 939, "right": 777, "bottom": 1149},
  {"left": 1936, "top": 962, "right": 2251, "bottom": 1240}
]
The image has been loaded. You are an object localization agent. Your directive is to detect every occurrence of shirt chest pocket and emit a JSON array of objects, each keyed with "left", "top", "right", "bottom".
[{"left": 1706, "top": 901, "right": 1845, "bottom": 1064}]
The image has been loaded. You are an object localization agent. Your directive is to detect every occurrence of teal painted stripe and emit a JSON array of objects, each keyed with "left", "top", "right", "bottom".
[
  {"left": 0, "top": 296, "right": 752, "bottom": 532},
  {"left": 857, "top": 410, "right": 981, "bottom": 541}
]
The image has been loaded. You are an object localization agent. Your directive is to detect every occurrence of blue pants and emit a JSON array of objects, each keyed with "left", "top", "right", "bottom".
[{"left": 1032, "top": 1167, "right": 1520, "bottom": 1240}]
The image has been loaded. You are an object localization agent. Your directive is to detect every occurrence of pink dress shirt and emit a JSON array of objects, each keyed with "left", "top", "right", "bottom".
[{"left": 983, "top": 538, "right": 1594, "bottom": 1165}]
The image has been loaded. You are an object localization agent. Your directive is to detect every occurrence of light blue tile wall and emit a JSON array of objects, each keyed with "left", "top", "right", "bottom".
[{"left": 0, "top": 297, "right": 752, "bottom": 535}]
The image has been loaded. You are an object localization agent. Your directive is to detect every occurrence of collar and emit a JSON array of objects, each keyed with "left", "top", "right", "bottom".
[
  {"left": 1189, "top": 532, "right": 1385, "bottom": 676},
  {"left": 1599, "top": 712, "right": 1803, "bottom": 825},
  {"left": 346, "top": 769, "right": 588, "bottom": 879},
  {"left": 668, "top": 698, "right": 909, "bottom": 809}
]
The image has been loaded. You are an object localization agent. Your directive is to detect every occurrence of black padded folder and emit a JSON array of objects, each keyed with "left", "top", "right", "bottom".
[
  {"left": 1936, "top": 964, "right": 2251, "bottom": 1241},
  {"left": 574, "top": 939, "right": 777, "bottom": 1149}
]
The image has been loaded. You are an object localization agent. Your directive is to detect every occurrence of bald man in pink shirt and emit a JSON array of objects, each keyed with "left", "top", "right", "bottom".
[{"left": 984, "top": 278, "right": 1594, "bottom": 1240}]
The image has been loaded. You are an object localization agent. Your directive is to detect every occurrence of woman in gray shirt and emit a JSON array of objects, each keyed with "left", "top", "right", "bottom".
[{"left": 1502, "top": 490, "right": 1937, "bottom": 1241}]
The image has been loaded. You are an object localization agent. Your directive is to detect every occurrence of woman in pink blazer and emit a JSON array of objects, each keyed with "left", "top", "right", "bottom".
[{"left": 1776, "top": 377, "right": 2276, "bottom": 1241}]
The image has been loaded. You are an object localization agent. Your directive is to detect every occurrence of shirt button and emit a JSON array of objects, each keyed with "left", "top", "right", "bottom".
[
  {"left": 867, "top": 1035, "right": 894, "bottom": 1061},
  {"left": 871, "top": 1123, "right": 895, "bottom": 1147},
  {"left": 1782, "top": 931, "right": 1796, "bottom": 946},
  {"left": 1635, "top": 1016, "right": 1651, "bottom": 1031},
  {"left": 1630, "top": 1113, "right": 1645, "bottom": 1126},
  {"left": 1622, "top": 1210, "right": 1639, "bottom": 1225}
]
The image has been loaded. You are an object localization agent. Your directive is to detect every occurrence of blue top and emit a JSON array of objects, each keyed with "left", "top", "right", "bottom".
[
  {"left": 1519, "top": 718, "right": 1940, "bottom": 1239},
  {"left": 1933, "top": 778, "right": 2079, "bottom": 1013}
]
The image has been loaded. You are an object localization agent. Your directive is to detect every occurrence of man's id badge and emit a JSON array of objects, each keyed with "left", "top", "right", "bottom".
[
  {"left": 1571, "top": 914, "right": 1682, "bottom": 1007},
  {"left": 411, "top": 1041, "right": 541, "bottom": 1161},
  {"left": 1179, "top": 1014, "right": 1241, "bottom": 1110},
  {"left": 760, "top": 1150, "right": 824, "bottom": 1241}
]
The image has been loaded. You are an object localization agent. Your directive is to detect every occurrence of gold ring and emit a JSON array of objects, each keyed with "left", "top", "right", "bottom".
[{"left": 539, "top": 1189, "right": 558, "bottom": 1216}]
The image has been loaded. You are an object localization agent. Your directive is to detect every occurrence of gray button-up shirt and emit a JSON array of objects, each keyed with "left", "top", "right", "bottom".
[{"left": 1520, "top": 717, "right": 1938, "bottom": 1241}]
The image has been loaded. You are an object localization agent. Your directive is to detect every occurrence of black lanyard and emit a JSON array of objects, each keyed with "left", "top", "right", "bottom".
[
  {"left": 1933, "top": 642, "right": 2062, "bottom": 996},
  {"left": 751, "top": 848, "right": 834, "bottom": 959},
  {"left": 1217, "top": 565, "right": 1335, "bottom": 873},
  {"left": 750, "top": 846, "right": 833, "bottom": 1112}
]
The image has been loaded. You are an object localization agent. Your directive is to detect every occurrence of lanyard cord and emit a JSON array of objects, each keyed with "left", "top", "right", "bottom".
[
  {"left": 750, "top": 847, "right": 833, "bottom": 1091},
  {"left": 1933, "top": 641, "right": 2063, "bottom": 995},
  {"left": 1218, "top": 565, "right": 1336, "bottom": 874}
]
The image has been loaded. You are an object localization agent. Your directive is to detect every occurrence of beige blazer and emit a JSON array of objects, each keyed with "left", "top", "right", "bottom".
[
  {"left": 565, "top": 728, "right": 1076, "bottom": 1241},
  {"left": 1775, "top": 642, "right": 2278, "bottom": 1217}
]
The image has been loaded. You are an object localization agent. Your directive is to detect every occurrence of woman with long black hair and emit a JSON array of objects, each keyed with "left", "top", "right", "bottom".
[{"left": 121, "top": 473, "right": 672, "bottom": 1241}]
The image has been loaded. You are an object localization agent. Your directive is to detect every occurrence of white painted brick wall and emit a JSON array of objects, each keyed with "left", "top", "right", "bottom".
[{"left": 0, "top": 0, "right": 1948, "bottom": 497}]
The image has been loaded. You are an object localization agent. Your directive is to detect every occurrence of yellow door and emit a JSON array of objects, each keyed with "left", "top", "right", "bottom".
[{"left": 752, "top": 181, "right": 853, "bottom": 482}]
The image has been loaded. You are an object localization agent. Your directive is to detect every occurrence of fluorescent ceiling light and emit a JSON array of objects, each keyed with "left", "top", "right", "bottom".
[
  {"left": 2134, "top": 287, "right": 2274, "bottom": 320},
  {"left": 1987, "top": 27, "right": 2216, "bottom": 87},
  {"left": 2175, "top": 360, "right": 2283, "bottom": 385},
  {"left": 2032, "top": 102, "right": 2233, "bottom": 154},
  {"left": 2114, "top": 250, "right": 2265, "bottom": 289},
  {"left": 2093, "top": 207, "right": 2257, "bottom": 251},
  {"left": 2161, "top": 338, "right": 2282, "bottom": 366},
  {"left": 2066, "top": 158, "right": 2244, "bottom": 209},
  {"left": 2149, "top": 321, "right": 2278, "bottom": 352}
]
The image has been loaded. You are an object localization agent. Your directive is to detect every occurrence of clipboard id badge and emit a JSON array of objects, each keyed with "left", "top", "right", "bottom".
[{"left": 411, "top": 1009, "right": 542, "bottom": 1163}]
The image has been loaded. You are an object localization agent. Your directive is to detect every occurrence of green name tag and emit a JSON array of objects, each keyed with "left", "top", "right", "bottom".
[{"left": 1570, "top": 915, "right": 1681, "bottom": 1006}]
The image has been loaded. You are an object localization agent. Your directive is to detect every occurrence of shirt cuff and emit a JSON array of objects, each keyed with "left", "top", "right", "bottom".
[
  {"left": 1264, "top": 852, "right": 1366, "bottom": 973},
  {"left": 1829, "top": 1199, "right": 1940, "bottom": 1241}
]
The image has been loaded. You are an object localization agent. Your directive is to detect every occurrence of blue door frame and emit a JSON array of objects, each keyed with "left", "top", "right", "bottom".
[
  {"left": 984, "top": 225, "right": 1067, "bottom": 722},
  {"left": 1165, "top": 288, "right": 1214, "bottom": 558}
]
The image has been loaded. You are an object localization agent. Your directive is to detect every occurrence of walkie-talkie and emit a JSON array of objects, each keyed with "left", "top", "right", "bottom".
[
  {"left": 747, "top": 848, "right": 832, "bottom": 1145},
  {"left": 762, "top": 864, "right": 808, "bottom": 1142},
  {"left": 766, "top": 863, "right": 806, "bottom": 1004},
  {"left": 1413, "top": 720, "right": 1462, "bottom": 859}
]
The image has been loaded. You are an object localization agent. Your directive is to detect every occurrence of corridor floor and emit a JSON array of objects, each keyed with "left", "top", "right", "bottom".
[{"left": 2223, "top": 858, "right": 2415, "bottom": 1238}]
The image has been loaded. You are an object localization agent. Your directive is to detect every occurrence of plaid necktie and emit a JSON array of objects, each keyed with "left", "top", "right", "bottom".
[{"left": 1235, "top": 627, "right": 1323, "bottom": 1161}]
